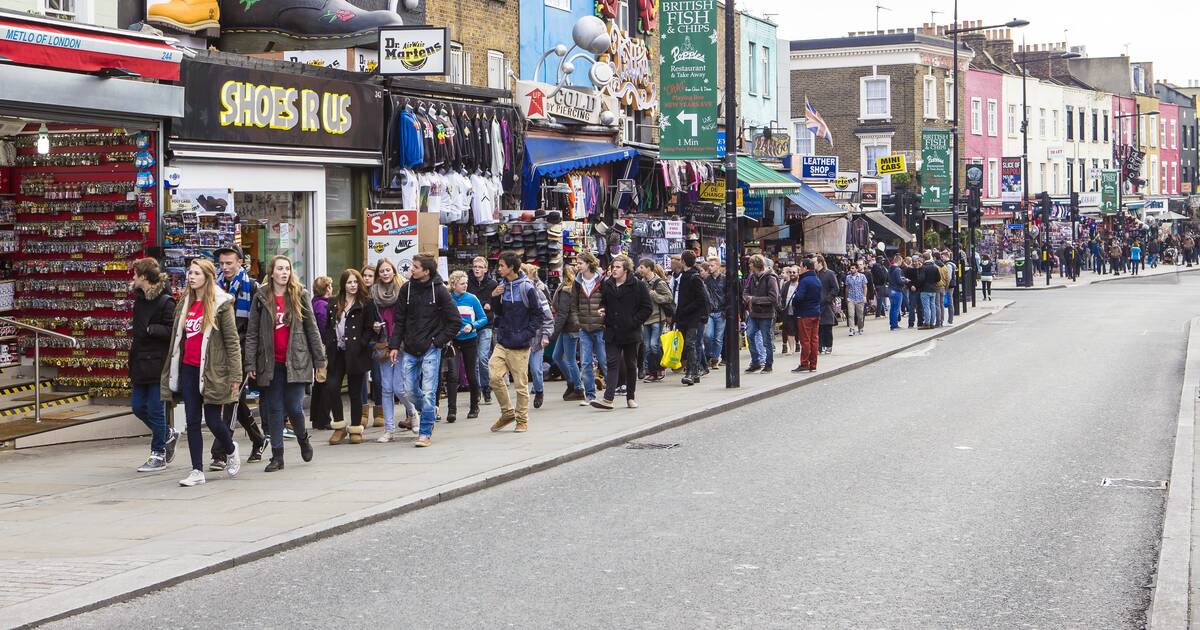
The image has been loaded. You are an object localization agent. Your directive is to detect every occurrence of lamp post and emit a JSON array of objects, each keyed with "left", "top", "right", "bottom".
[
  {"left": 1114, "top": 108, "right": 1158, "bottom": 229},
  {"left": 945, "top": 11, "right": 1027, "bottom": 310},
  {"left": 723, "top": 0, "right": 739, "bottom": 388},
  {"left": 1014, "top": 46, "right": 1079, "bottom": 287}
]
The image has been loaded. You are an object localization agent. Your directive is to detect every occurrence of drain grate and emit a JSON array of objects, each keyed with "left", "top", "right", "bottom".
[
  {"left": 1102, "top": 478, "right": 1167, "bottom": 490},
  {"left": 625, "top": 441, "right": 680, "bottom": 450}
]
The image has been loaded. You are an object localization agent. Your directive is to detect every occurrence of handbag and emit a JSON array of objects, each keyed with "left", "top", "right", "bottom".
[{"left": 371, "top": 307, "right": 391, "bottom": 362}]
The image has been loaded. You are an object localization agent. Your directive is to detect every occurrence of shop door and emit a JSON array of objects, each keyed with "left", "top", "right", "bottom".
[{"left": 325, "top": 223, "right": 358, "bottom": 277}]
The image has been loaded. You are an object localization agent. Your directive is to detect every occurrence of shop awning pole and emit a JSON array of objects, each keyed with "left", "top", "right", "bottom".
[{"left": 723, "top": 0, "right": 740, "bottom": 388}]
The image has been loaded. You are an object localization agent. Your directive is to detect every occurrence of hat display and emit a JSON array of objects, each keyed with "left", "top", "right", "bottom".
[
  {"left": 592, "top": 221, "right": 610, "bottom": 237},
  {"left": 545, "top": 210, "right": 563, "bottom": 224},
  {"left": 548, "top": 224, "right": 564, "bottom": 239}
]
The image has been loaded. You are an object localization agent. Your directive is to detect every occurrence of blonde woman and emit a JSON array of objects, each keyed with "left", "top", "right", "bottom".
[
  {"left": 244, "top": 255, "right": 327, "bottom": 471},
  {"left": 360, "top": 265, "right": 384, "bottom": 427},
  {"left": 160, "top": 258, "right": 243, "bottom": 487},
  {"left": 371, "top": 258, "right": 418, "bottom": 442}
]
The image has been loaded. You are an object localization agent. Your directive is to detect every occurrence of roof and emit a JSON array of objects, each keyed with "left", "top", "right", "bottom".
[{"left": 790, "top": 32, "right": 968, "bottom": 53}]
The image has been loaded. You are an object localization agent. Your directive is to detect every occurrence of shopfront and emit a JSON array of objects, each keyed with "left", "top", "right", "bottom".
[
  {"left": 167, "top": 53, "right": 386, "bottom": 285},
  {"left": 0, "top": 14, "right": 183, "bottom": 398}
]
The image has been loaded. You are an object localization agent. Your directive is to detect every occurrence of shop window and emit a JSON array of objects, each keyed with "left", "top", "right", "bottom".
[
  {"left": 449, "top": 43, "right": 470, "bottom": 85},
  {"left": 325, "top": 167, "right": 352, "bottom": 222},
  {"left": 235, "top": 191, "right": 310, "bottom": 283},
  {"left": 860, "top": 76, "right": 890, "bottom": 120},
  {"left": 487, "top": 50, "right": 506, "bottom": 90}
]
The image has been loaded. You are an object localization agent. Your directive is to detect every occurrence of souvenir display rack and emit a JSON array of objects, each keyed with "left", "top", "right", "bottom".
[
  {"left": 161, "top": 190, "right": 238, "bottom": 290},
  {"left": 2, "top": 126, "right": 156, "bottom": 398}
]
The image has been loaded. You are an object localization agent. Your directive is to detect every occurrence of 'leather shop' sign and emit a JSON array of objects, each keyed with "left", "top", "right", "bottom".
[{"left": 174, "top": 61, "right": 385, "bottom": 151}]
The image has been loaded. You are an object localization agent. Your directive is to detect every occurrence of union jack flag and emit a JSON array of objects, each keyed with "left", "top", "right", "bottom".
[{"left": 805, "top": 97, "right": 833, "bottom": 146}]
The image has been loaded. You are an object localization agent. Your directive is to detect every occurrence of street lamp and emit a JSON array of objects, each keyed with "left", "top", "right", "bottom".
[
  {"left": 1015, "top": 45, "right": 1080, "bottom": 287},
  {"left": 1113, "top": 109, "right": 1158, "bottom": 226},
  {"left": 945, "top": 10, "right": 1028, "bottom": 310}
]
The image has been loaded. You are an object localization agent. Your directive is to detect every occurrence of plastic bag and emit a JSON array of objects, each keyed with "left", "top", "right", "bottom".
[{"left": 659, "top": 329, "right": 683, "bottom": 370}]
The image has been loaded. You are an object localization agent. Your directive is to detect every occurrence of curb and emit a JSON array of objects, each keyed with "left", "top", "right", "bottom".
[
  {"left": 9, "top": 303, "right": 1010, "bottom": 629},
  {"left": 1147, "top": 316, "right": 1200, "bottom": 629},
  {"left": 992, "top": 266, "right": 1200, "bottom": 292}
]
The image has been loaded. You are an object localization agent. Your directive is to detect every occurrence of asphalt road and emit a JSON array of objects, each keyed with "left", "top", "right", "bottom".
[{"left": 48, "top": 272, "right": 1198, "bottom": 629}]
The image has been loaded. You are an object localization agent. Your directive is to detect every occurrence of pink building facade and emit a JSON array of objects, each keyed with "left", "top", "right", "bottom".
[
  {"left": 1158, "top": 102, "right": 1180, "bottom": 195},
  {"left": 963, "top": 67, "right": 1005, "bottom": 202},
  {"left": 1113, "top": 95, "right": 1137, "bottom": 194}
]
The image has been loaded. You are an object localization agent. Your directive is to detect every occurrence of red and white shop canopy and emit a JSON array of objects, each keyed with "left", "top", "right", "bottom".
[{"left": 0, "top": 13, "right": 183, "bottom": 82}]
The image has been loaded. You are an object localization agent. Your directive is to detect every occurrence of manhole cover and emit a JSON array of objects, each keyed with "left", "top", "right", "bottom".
[
  {"left": 1102, "top": 478, "right": 1167, "bottom": 490},
  {"left": 625, "top": 442, "right": 680, "bottom": 450}
]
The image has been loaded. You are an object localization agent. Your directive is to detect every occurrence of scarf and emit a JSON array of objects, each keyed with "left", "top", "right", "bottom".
[
  {"left": 372, "top": 279, "right": 401, "bottom": 308},
  {"left": 218, "top": 267, "right": 253, "bottom": 322}
]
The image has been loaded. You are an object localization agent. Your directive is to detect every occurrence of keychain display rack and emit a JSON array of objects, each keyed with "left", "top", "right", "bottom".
[{"left": 3, "top": 126, "right": 156, "bottom": 398}]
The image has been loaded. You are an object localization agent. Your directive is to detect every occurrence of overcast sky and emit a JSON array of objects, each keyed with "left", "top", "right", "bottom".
[{"left": 741, "top": 0, "right": 1198, "bottom": 86}]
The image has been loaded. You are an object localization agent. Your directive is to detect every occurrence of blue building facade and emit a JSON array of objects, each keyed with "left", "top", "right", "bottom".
[
  {"left": 739, "top": 13, "right": 779, "bottom": 134},
  {"left": 519, "top": 0, "right": 595, "bottom": 83}
]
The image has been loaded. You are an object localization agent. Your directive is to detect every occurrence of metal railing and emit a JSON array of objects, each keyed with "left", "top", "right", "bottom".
[{"left": 0, "top": 316, "right": 78, "bottom": 423}]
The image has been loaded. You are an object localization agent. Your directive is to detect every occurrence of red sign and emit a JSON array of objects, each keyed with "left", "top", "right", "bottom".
[
  {"left": 367, "top": 209, "right": 417, "bottom": 236},
  {"left": 0, "top": 15, "right": 182, "bottom": 81}
]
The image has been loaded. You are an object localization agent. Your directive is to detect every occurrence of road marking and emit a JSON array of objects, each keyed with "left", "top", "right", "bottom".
[
  {"left": 894, "top": 341, "right": 938, "bottom": 358},
  {"left": 692, "top": 491, "right": 715, "bottom": 495},
  {"left": 954, "top": 446, "right": 974, "bottom": 450}
]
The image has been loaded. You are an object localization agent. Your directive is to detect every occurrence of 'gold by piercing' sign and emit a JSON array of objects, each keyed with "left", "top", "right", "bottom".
[{"left": 218, "top": 81, "right": 352, "bottom": 134}]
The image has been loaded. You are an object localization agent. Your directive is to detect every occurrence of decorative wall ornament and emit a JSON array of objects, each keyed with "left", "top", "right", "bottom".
[{"left": 597, "top": 21, "right": 658, "bottom": 113}]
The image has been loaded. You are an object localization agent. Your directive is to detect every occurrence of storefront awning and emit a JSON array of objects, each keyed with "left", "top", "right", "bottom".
[
  {"left": 523, "top": 136, "right": 637, "bottom": 209},
  {"left": 783, "top": 175, "right": 845, "bottom": 216},
  {"left": 862, "top": 211, "right": 916, "bottom": 243},
  {"left": 0, "top": 13, "right": 184, "bottom": 81},
  {"left": 736, "top": 156, "right": 801, "bottom": 197}
]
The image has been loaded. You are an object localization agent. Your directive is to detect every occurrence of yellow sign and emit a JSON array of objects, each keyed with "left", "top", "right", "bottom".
[
  {"left": 698, "top": 182, "right": 743, "bottom": 205},
  {"left": 876, "top": 154, "right": 907, "bottom": 175},
  {"left": 834, "top": 176, "right": 850, "bottom": 190}
]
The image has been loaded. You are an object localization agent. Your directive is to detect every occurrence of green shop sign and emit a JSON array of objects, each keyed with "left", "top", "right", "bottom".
[
  {"left": 658, "top": 0, "right": 718, "bottom": 159},
  {"left": 1100, "top": 170, "right": 1119, "bottom": 214},
  {"left": 920, "top": 128, "right": 951, "bottom": 209}
]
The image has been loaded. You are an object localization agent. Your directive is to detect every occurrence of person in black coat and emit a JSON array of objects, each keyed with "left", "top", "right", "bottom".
[
  {"left": 325, "top": 269, "right": 373, "bottom": 445},
  {"left": 129, "top": 257, "right": 179, "bottom": 473},
  {"left": 673, "top": 250, "right": 709, "bottom": 384},
  {"left": 467, "top": 256, "right": 499, "bottom": 403},
  {"left": 591, "top": 254, "right": 652, "bottom": 410}
]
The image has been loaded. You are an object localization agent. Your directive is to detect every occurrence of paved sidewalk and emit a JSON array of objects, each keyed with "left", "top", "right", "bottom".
[
  {"left": 0, "top": 300, "right": 1011, "bottom": 628},
  {"left": 991, "top": 261, "right": 1199, "bottom": 291}
]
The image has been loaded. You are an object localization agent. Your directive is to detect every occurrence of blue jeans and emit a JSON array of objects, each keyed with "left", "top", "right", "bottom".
[
  {"left": 578, "top": 329, "right": 606, "bottom": 400},
  {"left": 529, "top": 343, "right": 545, "bottom": 393},
  {"left": 363, "top": 360, "right": 382, "bottom": 406},
  {"left": 401, "top": 347, "right": 441, "bottom": 437},
  {"left": 378, "top": 358, "right": 417, "bottom": 432},
  {"left": 642, "top": 322, "right": 663, "bottom": 373},
  {"left": 705, "top": 312, "right": 726, "bottom": 360},
  {"left": 261, "top": 361, "right": 309, "bottom": 449},
  {"left": 904, "top": 291, "right": 915, "bottom": 327},
  {"left": 131, "top": 382, "right": 169, "bottom": 453},
  {"left": 476, "top": 328, "right": 493, "bottom": 395},
  {"left": 180, "top": 364, "right": 234, "bottom": 472},
  {"left": 888, "top": 290, "right": 904, "bottom": 329},
  {"left": 552, "top": 332, "right": 581, "bottom": 390},
  {"left": 746, "top": 317, "right": 773, "bottom": 367},
  {"left": 920, "top": 292, "right": 936, "bottom": 325}
]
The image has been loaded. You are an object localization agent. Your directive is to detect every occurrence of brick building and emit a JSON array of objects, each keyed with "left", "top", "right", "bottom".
[
  {"left": 788, "top": 30, "right": 971, "bottom": 194},
  {"left": 428, "top": 0, "right": 520, "bottom": 90}
]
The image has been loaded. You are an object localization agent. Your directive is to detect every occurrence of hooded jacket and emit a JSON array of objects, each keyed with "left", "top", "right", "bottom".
[
  {"left": 743, "top": 270, "right": 780, "bottom": 320},
  {"left": 388, "top": 272, "right": 462, "bottom": 357},
  {"left": 130, "top": 279, "right": 175, "bottom": 385},
  {"left": 244, "top": 285, "right": 327, "bottom": 387},
  {"left": 493, "top": 273, "right": 548, "bottom": 350},
  {"left": 160, "top": 290, "right": 242, "bottom": 405},
  {"left": 467, "top": 272, "right": 499, "bottom": 329},
  {"left": 599, "top": 274, "right": 653, "bottom": 345}
]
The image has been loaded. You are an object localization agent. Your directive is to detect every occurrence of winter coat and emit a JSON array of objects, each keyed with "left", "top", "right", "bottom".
[
  {"left": 551, "top": 282, "right": 580, "bottom": 337},
  {"left": 743, "top": 271, "right": 779, "bottom": 321},
  {"left": 160, "top": 290, "right": 242, "bottom": 405},
  {"left": 467, "top": 273, "right": 499, "bottom": 329},
  {"left": 244, "top": 285, "right": 327, "bottom": 388},
  {"left": 918, "top": 261, "right": 940, "bottom": 292},
  {"left": 703, "top": 274, "right": 727, "bottom": 313},
  {"left": 493, "top": 273, "right": 548, "bottom": 350},
  {"left": 388, "top": 273, "right": 462, "bottom": 357},
  {"left": 130, "top": 280, "right": 176, "bottom": 386},
  {"left": 673, "top": 267, "right": 708, "bottom": 329},
  {"left": 644, "top": 276, "right": 673, "bottom": 325},
  {"left": 791, "top": 271, "right": 822, "bottom": 318},
  {"left": 326, "top": 299, "right": 372, "bottom": 375},
  {"left": 573, "top": 273, "right": 605, "bottom": 332},
  {"left": 527, "top": 278, "right": 555, "bottom": 349},
  {"left": 599, "top": 275, "right": 653, "bottom": 345},
  {"left": 451, "top": 291, "right": 488, "bottom": 341},
  {"left": 818, "top": 268, "right": 840, "bottom": 325},
  {"left": 935, "top": 262, "right": 950, "bottom": 289}
]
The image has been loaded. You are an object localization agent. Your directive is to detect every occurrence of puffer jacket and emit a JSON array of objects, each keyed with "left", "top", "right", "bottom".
[
  {"left": 244, "top": 285, "right": 327, "bottom": 387},
  {"left": 552, "top": 282, "right": 580, "bottom": 336},
  {"left": 130, "top": 279, "right": 175, "bottom": 385},
  {"left": 573, "top": 273, "right": 605, "bottom": 332},
  {"left": 160, "top": 290, "right": 242, "bottom": 405}
]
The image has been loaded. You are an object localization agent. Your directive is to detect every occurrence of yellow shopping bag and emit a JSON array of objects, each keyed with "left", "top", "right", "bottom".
[{"left": 659, "top": 329, "right": 684, "bottom": 370}]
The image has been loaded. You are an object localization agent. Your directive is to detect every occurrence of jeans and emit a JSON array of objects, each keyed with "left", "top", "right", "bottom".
[
  {"left": 874, "top": 287, "right": 888, "bottom": 318},
  {"left": 529, "top": 343, "right": 545, "bottom": 394},
  {"left": 363, "top": 360, "right": 382, "bottom": 407},
  {"left": 378, "top": 358, "right": 417, "bottom": 432},
  {"left": 402, "top": 346, "right": 442, "bottom": 437},
  {"left": 476, "top": 328, "right": 493, "bottom": 395},
  {"left": 705, "top": 313, "right": 726, "bottom": 361},
  {"left": 920, "top": 292, "right": 936, "bottom": 326},
  {"left": 604, "top": 341, "right": 639, "bottom": 400},
  {"left": 445, "top": 337, "right": 479, "bottom": 414},
  {"left": 746, "top": 317, "right": 773, "bottom": 367},
  {"left": 578, "top": 329, "right": 606, "bottom": 400},
  {"left": 798, "top": 317, "right": 819, "bottom": 369},
  {"left": 180, "top": 363, "right": 234, "bottom": 472},
  {"left": 1131, "top": 258, "right": 1141, "bottom": 274},
  {"left": 934, "top": 289, "right": 946, "bottom": 326},
  {"left": 888, "top": 290, "right": 903, "bottom": 329},
  {"left": 683, "top": 324, "right": 704, "bottom": 377},
  {"left": 489, "top": 345, "right": 531, "bottom": 422},
  {"left": 130, "top": 382, "right": 169, "bottom": 454},
  {"left": 642, "top": 322, "right": 663, "bottom": 373},
  {"left": 906, "top": 290, "right": 917, "bottom": 327},
  {"left": 552, "top": 332, "right": 581, "bottom": 390},
  {"left": 261, "top": 361, "right": 309, "bottom": 451}
]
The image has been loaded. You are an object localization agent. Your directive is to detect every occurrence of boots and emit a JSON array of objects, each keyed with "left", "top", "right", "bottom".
[
  {"left": 348, "top": 424, "right": 364, "bottom": 445},
  {"left": 217, "top": 0, "right": 404, "bottom": 53},
  {"left": 298, "top": 436, "right": 313, "bottom": 462},
  {"left": 264, "top": 447, "right": 284, "bottom": 472},
  {"left": 329, "top": 419, "right": 348, "bottom": 445},
  {"left": 147, "top": 0, "right": 219, "bottom": 33},
  {"left": 373, "top": 404, "right": 385, "bottom": 428},
  {"left": 360, "top": 405, "right": 369, "bottom": 427}
]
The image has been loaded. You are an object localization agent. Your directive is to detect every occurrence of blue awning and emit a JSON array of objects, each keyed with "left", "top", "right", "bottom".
[
  {"left": 783, "top": 175, "right": 846, "bottom": 216},
  {"left": 522, "top": 136, "right": 637, "bottom": 209}
]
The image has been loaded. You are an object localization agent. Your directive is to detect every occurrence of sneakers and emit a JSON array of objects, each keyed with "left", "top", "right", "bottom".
[
  {"left": 376, "top": 431, "right": 395, "bottom": 443},
  {"left": 163, "top": 430, "right": 179, "bottom": 464},
  {"left": 137, "top": 453, "right": 166, "bottom": 473},
  {"left": 179, "top": 469, "right": 206, "bottom": 487},
  {"left": 490, "top": 416, "right": 515, "bottom": 432},
  {"left": 514, "top": 421, "right": 528, "bottom": 432},
  {"left": 760, "top": 365, "right": 773, "bottom": 374},
  {"left": 681, "top": 375, "right": 695, "bottom": 386},
  {"left": 226, "top": 442, "right": 241, "bottom": 477},
  {"left": 248, "top": 440, "right": 266, "bottom": 463},
  {"left": 283, "top": 427, "right": 296, "bottom": 440},
  {"left": 579, "top": 398, "right": 594, "bottom": 407},
  {"left": 857, "top": 328, "right": 865, "bottom": 335},
  {"left": 590, "top": 398, "right": 614, "bottom": 410},
  {"left": 207, "top": 458, "right": 227, "bottom": 472},
  {"left": 627, "top": 399, "right": 639, "bottom": 409},
  {"left": 849, "top": 329, "right": 857, "bottom": 336},
  {"left": 414, "top": 436, "right": 431, "bottom": 447},
  {"left": 615, "top": 385, "right": 627, "bottom": 396},
  {"left": 533, "top": 391, "right": 544, "bottom": 409},
  {"left": 744, "top": 364, "right": 762, "bottom": 374}
]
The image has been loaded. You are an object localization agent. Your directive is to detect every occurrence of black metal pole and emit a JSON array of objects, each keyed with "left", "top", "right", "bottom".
[
  {"left": 1021, "top": 48, "right": 1033, "bottom": 287},
  {"left": 723, "top": 0, "right": 739, "bottom": 388},
  {"left": 950, "top": 5, "right": 963, "bottom": 314}
]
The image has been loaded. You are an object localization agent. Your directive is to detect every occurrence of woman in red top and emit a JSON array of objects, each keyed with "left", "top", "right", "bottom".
[
  {"left": 159, "top": 259, "right": 243, "bottom": 487},
  {"left": 244, "top": 255, "right": 327, "bottom": 472}
]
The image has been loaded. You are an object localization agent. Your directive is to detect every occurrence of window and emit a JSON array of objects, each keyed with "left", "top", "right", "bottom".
[
  {"left": 1066, "top": 106, "right": 1074, "bottom": 140},
  {"left": 747, "top": 43, "right": 757, "bottom": 95},
  {"left": 544, "top": 0, "right": 569, "bottom": 9},
  {"left": 1007, "top": 104, "right": 1017, "bottom": 136},
  {"left": 944, "top": 78, "right": 953, "bottom": 120},
  {"left": 1052, "top": 109, "right": 1059, "bottom": 138},
  {"left": 1066, "top": 160, "right": 1073, "bottom": 192},
  {"left": 861, "top": 135, "right": 893, "bottom": 193},
  {"left": 40, "top": 0, "right": 77, "bottom": 20},
  {"left": 987, "top": 99, "right": 998, "bottom": 136},
  {"left": 762, "top": 47, "right": 771, "bottom": 98},
  {"left": 988, "top": 158, "right": 999, "bottom": 198},
  {"left": 1103, "top": 111, "right": 1109, "bottom": 142},
  {"left": 971, "top": 98, "right": 982, "bottom": 135},
  {"left": 1039, "top": 108, "right": 1046, "bottom": 138},
  {"left": 448, "top": 42, "right": 470, "bottom": 85},
  {"left": 860, "top": 76, "right": 890, "bottom": 120},
  {"left": 923, "top": 76, "right": 937, "bottom": 119},
  {"left": 1039, "top": 162, "right": 1047, "bottom": 192},
  {"left": 1053, "top": 162, "right": 1060, "bottom": 194},
  {"left": 618, "top": 0, "right": 629, "bottom": 31},
  {"left": 792, "top": 121, "right": 815, "bottom": 156},
  {"left": 1078, "top": 110, "right": 1085, "bottom": 144},
  {"left": 1161, "top": 119, "right": 1167, "bottom": 148},
  {"left": 1092, "top": 159, "right": 1100, "bottom": 191},
  {"left": 1171, "top": 120, "right": 1177, "bottom": 148},
  {"left": 1078, "top": 158, "right": 1085, "bottom": 192},
  {"left": 1172, "top": 162, "right": 1178, "bottom": 193},
  {"left": 486, "top": 50, "right": 506, "bottom": 90},
  {"left": 1092, "top": 110, "right": 1099, "bottom": 142}
]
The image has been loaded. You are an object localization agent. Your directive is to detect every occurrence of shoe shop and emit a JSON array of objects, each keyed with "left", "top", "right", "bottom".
[
  {"left": 166, "top": 52, "right": 386, "bottom": 285},
  {"left": 0, "top": 13, "right": 184, "bottom": 400}
]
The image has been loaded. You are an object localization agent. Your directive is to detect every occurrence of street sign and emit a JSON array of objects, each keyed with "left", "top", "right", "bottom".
[
  {"left": 800, "top": 155, "right": 838, "bottom": 179},
  {"left": 658, "top": 0, "right": 717, "bottom": 158},
  {"left": 699, "top": 182, "right": 742, "bottom": 205},
  {"left": 1100, "top": 169, "right": 1119, "bottom": 214},
  {"left": 876, "top": 154, "right": 907, "bottom": 175},
  {"left": 1007, "top": 223, "right": 1024, "bottom": 230},
  {"left": 919, "top": 129, "right": 950, "bottom": 209},
  {"left": 715, "top": 131, "right": 726, "bottom": 158}
]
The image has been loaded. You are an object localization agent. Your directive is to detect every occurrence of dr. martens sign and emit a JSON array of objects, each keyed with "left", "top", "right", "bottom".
[{"left": 175, "top": 61, "right": 385, "bottom": 151}]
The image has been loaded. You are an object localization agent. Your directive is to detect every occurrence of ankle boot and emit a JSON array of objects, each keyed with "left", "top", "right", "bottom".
[
  {"left": 373, "top": 404, "right": 385, "bottom": 428},
  {"left": 298, "top": 436, "right": 313, "bottom": 462},
  {"left": 360, "top": 405, "right": 369, "bottom": 427},
  {"left": 264, "top": 448, "right": 284, "bottom": 472},
  {"left": 347, "top": 424, "right": 364, "bottom": 444},
  {"left": 329, "top": 419, "right": 348, "bottom": 445}
]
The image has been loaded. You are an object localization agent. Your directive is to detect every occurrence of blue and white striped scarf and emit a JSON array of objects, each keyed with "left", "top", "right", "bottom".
[{"left": 218, "top": 267, "right": 254, "bottom": 323}]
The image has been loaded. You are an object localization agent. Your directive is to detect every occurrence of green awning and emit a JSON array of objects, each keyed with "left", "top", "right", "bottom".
[{"left": 735, "top": 156, "right": 802, "bottom": 197}]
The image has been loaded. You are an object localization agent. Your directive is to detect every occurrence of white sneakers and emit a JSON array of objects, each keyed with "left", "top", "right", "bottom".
[
  {"left": 377, "top": 431, "right": 395, "bottom": 443},
  {"left": 226, "top": 441, "right": 241, "bottom": 477},
  {"left": 179, "top": 469, "right": 206, "bottom": 487}
]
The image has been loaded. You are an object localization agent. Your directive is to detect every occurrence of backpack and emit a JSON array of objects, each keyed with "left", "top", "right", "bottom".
[{"left": 652, "top": 277, "right": 676, "bottom": 321}]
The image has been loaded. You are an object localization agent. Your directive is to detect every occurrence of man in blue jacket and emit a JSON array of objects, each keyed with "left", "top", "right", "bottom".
[
  {"left": 789, "top": 258, "right": 823, "bottom": 373},
  {"left": 886, "top": 254, "right": 907, "bottom": 331},
  {"left": 489, "top": 251, "right": 547, "bottom": 433}
]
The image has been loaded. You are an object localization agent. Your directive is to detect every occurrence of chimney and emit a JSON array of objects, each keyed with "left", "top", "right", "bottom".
[
  {"left": 985, "top": 30, "right": 1015, "bottom": 68},
  {"left": 962, "top": 30, "right": 988, "bottom": 59}
]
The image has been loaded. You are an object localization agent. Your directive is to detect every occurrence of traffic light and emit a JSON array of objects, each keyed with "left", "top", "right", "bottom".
[
  {"left": 882, "top": 193, "right": 900, "bottom": 219},
  {"left": 1069, "top": 192, "right": 1080, "bottom": 222},
  {"left": 1037, "top": 192, "right": 1053, "bottom": 222},
  {"left": 967, "top": 187, "right": 982, "bottom": 225}
]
